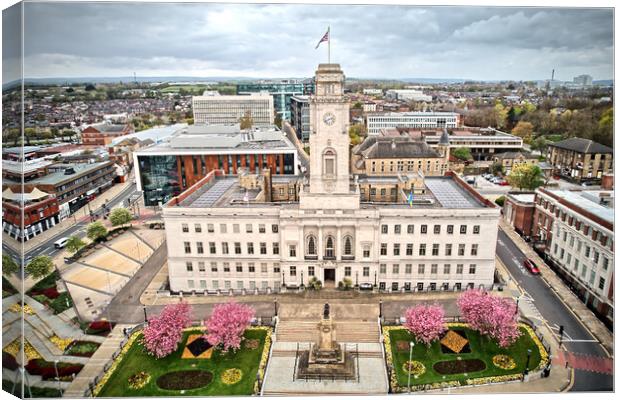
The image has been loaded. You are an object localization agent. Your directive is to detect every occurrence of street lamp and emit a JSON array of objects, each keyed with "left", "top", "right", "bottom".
[
  {"left": 515, "top": 295, "right": 521, "bottom": 315},
  {"left": 379, "top": 299, "right": 383, "bottom": 318},
  {"left": 281, "top": 272, "right": 285, "bottom": 287},
  {"left": 407, "top": 341, "right": 415, "bottom": 393},
  {"left": 273, "top": 299, "right": 278, "bottom": 317},
  {"left": 355, "top": 271, "right": 359, "bottom": 288},
  {"left": 374, "top": 271, "right": 377, "bottom": 287},
  {"left": 143, "top": 305, "right": 148, "bottom": 323},
  {"left": 54, "top": 360, "right": 61, "bottom": 394},
  {"left": 525, "top": 348, "right": 532, "bottom": 375},
  {"left": 300, "top": 271, "right": 304, "bottom": 288}
]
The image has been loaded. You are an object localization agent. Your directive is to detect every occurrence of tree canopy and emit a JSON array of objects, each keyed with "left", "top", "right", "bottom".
[
  {"left": 87, "top": 221, "right": 108, "bottom": 241},
  {"left": 65, "top": 236, "right": 85, "bottom": 254},
  {"left": 25, "top": 256, "right": 54, "bottom": 280},
  {"left": 2, "top": 255, "right": 19, "bottom": 276},
  {"left": 506, "top": 164, "right": 544, "bottom": 191},
  {"left": 451, "top": 147, "right": 472, "bottom": 161},
  {"left": 109, "top": 208, "right": 133, "bottom": 227}
]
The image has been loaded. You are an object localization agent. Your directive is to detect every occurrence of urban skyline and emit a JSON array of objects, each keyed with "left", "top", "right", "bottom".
[{"left": 2, "top": 2, "right": 614, "bottom": 83}]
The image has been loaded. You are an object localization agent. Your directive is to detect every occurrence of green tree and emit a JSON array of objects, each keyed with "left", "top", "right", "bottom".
[
  {"left": 65, "top": 236, "right": 85, "bottom": 254},
  {"left": 274, "top": 114, "right": 282, "bottom": 129},
  {"left": 506, "top": 164, "right": 544, "bottom": 191},
  {"left": 494, "top": 102, "right": 508, "bottom": 128},
  {"left": 530, "top": 136, "right": 548, "bottom": 154},
  {"left": 109, "top": 208, "right": 133, "bottom": 227},
  {"left": 87, "top": 221, "right": 108, "bottom": 242},
  {"left": 25, "top": 256, "right": 54, "bottom": 280},
  {"left": 452, "top": 147, "right": 472, "bottom": 161},
  {"left": 308, "top": 276, "right": 322, "bottom": 291},
  {"left": 348, "top": 124, "right": 364, "bottom": 146},
  {"left": 495, "top": 196, "right": 506, "bottom": 207},
  {"left": 2, "top": 255, "right": 19, "bottom": 276},
  {"left": 491, "top": 162, "right": 505, "bottom": 176}
]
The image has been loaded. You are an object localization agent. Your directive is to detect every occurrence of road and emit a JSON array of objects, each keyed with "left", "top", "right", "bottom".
[
  {"left": 3, "top": 182, "right": 138, "bottom": 266},
  {"left": 496, "top": 229, "right": 613, "bottom": 392}
]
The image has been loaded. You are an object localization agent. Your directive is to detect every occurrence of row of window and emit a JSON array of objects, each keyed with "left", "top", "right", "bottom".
[
  {"left": 182, "top": 280, "right": 479, "bottom": 291},
  {"left": 185, "top": 261, "right": 280, "bottom": 274},
  {"left": 381, "top": 224, "right": 480, "bottom": 235},
  {"left": 553, "top": 245, "right": 607, "bottom": 294},
  {"left": 182, "top": 223, "right": 279, "bottom": 234},
  {"left": 556, "top": 227, "right": 610, "bottom": 270},
  {"left": 379, "top": 263, "right": 477, "bottom": 275},
  {"left": 184, "top": 241, "right": 280, "bottom": 255},
  {"left": 380, "top": 243, "right": 478, "bottom": 257}
]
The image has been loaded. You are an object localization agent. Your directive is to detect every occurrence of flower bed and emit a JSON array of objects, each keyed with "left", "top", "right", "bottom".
[
  {"left": 65, "top": 341, "right": 101, "bottom": 357},
  {"left": 3, "top": 352, "right": 18, "bottom": 371},
  {"left": 50, "top": 335, "right": 73, "bottom": 352},
  {"left": 128, "top": 371, "right": 151, "bottom": 390},
  {"left": 25, "top": 359, "right": 83, "bottom": 380},
  {"left": 433, "top": 359, "right": 486, "bottom": 374},
  {"left": 221, "top": 368, "right": 242, "bottom": 385},
  {"left": 384, "top": 322, "right": 544, "bottom": 392},
  {"left": 492, "top": 355, "right": 516, "bottom": 370},
  {"left": 86, "top": 320, "right": 115, "bottom": 335},
  {"left": 95, "top": 327, "right": 270, "bottom": 397},
  {"left": 403, "top": 361, "right": 426, "bottom": 376},
  {"left": 156, "top": 370, "right": 213, "bottom": 390},
  {"left": 3, "top": 339, "right": 41, "bottom": 361}
]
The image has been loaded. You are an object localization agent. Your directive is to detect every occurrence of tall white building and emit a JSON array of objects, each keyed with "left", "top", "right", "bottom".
[
  {"left": 192, "top": 93, "right": 274, "bottom": 126},
  {"left": 163, "top": 64, "right": 500, "bottom": 294},
  {"left": 573, "top": 74, "right": 593, "bottom": 86},
  {"left": 385, "top": 89, "right": 432, "bottom": 102},
  {"left": 366, "top": 112, "right": 459, "bottom": 135}
]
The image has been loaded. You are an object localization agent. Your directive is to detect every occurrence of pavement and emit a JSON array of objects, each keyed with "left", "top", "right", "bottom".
[
  {"left": 2, "top": 174, "right": 139, "bottom": 263},
  {"left": 496, "top": 220, "right": 613, "bottom": 392}
]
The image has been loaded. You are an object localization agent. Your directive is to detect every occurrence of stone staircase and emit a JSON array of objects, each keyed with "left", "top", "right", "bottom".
[{"left": 276, "top": 320, "right": 379, "bottom": 343}]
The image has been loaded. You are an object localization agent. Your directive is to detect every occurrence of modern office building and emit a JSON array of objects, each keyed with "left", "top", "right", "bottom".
[
  {"left": 134, "top": 124, "right": 299, "bottom": 206},
  {"left": 573, "top": 74, "right": 593, "bottom": 86},
  {"left": 547, "top": 138, "right": 613, "bottom": 183},
  {"left": 237, "top": 80, "right": 314, "bottom": 120},
  {"left": 162, "top": 63, "right": 500, "bottom": 295},
  {"left": 380, "top": 127, "right": 523, "bottom": 161},
  {"left": 290, "top": 95, "right": 310, "bottom": 141},
  {"left": 367, "top": 112, "right": 460, "bottom": 135},
  {"left": 192, "top": 93, "right": 275, "bottom": 126},
  {"left": 532, "top": 189, "right": 614, "bottom": 327},
  {"left": 385, "top": 89, "right": 432, "bottom": 102}
]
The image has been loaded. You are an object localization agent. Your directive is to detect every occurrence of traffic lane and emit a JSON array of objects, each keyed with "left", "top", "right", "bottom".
[
  {"left": 571, "top": 370, "right": 613, "bottom": 392},
  {"left": 497, "top": 230, "right": 607, "bottom": 358}
]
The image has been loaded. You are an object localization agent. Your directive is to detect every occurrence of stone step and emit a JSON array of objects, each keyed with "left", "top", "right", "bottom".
[
  {"left": 276, "top": 320, "right": 379, "bottom": 343},
  {"left": 271, "top": 349, "right": 382, "bottom": 358}
]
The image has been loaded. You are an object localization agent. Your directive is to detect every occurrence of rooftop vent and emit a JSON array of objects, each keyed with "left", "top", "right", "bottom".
[{"left": 64, "top": 167, "right": 76, "bottom": 175}]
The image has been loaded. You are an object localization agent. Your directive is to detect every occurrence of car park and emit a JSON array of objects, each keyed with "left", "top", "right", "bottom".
[{"left": 523, "top": 259, "right": 541, "bottom": 275}]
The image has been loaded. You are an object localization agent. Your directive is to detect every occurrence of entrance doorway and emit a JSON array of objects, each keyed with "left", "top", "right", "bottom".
[{"left": 324, "top": 268, "right": 336, "bottom": 288}]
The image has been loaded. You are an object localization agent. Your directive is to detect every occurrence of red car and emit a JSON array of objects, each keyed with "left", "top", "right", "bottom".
[
  {"left": 523, "top": 259, "right": 540, "bottom": 275},
  {"left": 498, "top": 180, "right": 510, "bottom": 186}
]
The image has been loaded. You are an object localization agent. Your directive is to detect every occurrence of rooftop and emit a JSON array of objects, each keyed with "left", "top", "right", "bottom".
[
  {"left": 174, "top": 174, "right": 485, "bottom": 210},
  {"left": 355, "top": 136, "right": 441, "bottom": 159},
  {"left": 369, "top": 111, "right": 459, "bottom": 117},
  {"left": 545, "top": 189, "right": 614, "bottom": 226},
  {"left": 108, "top": 123, "right": 186, "bottom": 147},
  {"left": 135, "top": 124, "right": 296, "bottom": 154},
  {"left": 13, "top": 161, "right": 113, "bottom": 187},
  {"left": 84, "top": 122, "right": 130, "bottom": 133},
  {"left": 549, "top": 137, "right": 613, "bottom": 154}
]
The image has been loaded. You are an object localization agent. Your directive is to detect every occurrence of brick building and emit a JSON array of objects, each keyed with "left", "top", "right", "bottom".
[
  {"left": 2, "top": 187, "right": 60, "bottom": 241},
  {"left": 547, "top": 138, "right": 613, "bottom": 183},
  {"left": 502, "top": 192, "right": 536, "bottom": 238},
  {"left": 81, "top": 122, "right": 133, "bottom": 145}
]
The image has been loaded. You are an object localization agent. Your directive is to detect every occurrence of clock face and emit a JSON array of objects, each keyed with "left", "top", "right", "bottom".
[{"left": 323, "top": 112, "right": 336, "bottom": 126}]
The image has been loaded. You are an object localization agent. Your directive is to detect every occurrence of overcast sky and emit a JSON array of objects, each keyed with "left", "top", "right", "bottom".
[{"left": 2, "top": 2, "right": 614, "bottom": 83}]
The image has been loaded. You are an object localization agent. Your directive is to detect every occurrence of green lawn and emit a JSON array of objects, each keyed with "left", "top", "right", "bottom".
[
  {"left": 387, "top": 325, "right": 542, "bottom": 388},
  {"left": 96, "top": 329, "right": 267, "bottom": 397}
]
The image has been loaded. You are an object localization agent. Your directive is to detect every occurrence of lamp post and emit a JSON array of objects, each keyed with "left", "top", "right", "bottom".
[
  {"left": 515, "top": 295, "right": 521, "bottom": 315},
  {"left": 143, "top": 305, "right": 148, "bottom": 323},
  {"left": 407, "top": 341, "right": 415, "bottom": 393},
  {"left": 525, "top": 348, "right": 532, "bottom": 375},
  {"left": 54, "top": 360, "right": 61, "bottom": 394},
  {"left": 274, "top": 298, "right": 278, "bottom": 317},
  {"left": 281, "top": 272, "right": 285, "bottom": 287},
  {"left": 374, "top": 271, "right": 377, "bottom": 287},
  {"left": 355, "top": 271, "right": 359, "bottom": 288},
  {"left": 379, "top": 299, "right": 383, "bottom": 318},
  {"left": 300, "top": 271, "right": 304, "bottom": 288}
]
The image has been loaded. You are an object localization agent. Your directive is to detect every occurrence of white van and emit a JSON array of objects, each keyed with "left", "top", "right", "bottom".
[{"left": 54, "top": 237, "right": 69, "bottom": 249}]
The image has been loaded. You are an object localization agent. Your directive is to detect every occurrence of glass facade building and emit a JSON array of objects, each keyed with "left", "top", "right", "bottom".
[
  {"left": 138, "top": 155, "right": 182, "bottom": 206},
  {"left": 237, "top": 80, "right": 314, "bottom": 121}
]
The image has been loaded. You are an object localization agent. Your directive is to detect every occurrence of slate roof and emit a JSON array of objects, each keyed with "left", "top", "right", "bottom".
[
  {"left": 549, "top": 138, "right": 612, "bottom": 154},
  {"left": 494, "top": 151, "right": 538, "bottom": 160},
  {"left": 354, "top": 136, "right": 441, "bottom": 159}
]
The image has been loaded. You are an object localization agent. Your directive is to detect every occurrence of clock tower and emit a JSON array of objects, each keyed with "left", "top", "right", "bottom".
[{"left": 300, "top": 63, "right": 359, "bottom": 209}]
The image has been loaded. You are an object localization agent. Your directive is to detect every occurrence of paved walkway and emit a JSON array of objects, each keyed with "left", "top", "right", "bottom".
[
  {"left": 499, "top": 219, "right": 613, "bottom": 356},
  {"left": 554, "top": 351, "right": 614, "bottom": 375},
  {"left": 63, "top": 324, "right": 133, "bottom": 398}
]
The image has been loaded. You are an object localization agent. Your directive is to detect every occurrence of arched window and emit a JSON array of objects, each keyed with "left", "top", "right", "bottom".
[
  {"left": 323, "top": 149, "right": 336, "bottom": 177},
  {"left": 344, "top": 236, "right": 353, "bottom": 255},
  {"left": 307, "top": 235, "right": 316, "bottom": 255},
  {"left": 325, "top": 236, "right": 335, "bottom": 258}
]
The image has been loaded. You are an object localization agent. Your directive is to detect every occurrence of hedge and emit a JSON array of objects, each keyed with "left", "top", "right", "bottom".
[{"left": 25, "top": 359, "right": 83, "bottom": 380}]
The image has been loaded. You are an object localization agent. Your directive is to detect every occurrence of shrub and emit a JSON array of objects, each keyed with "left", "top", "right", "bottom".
[
  {"left": 156, "top": 370, "right": 213, "bottom": 390},
  {"left": 2, "top": 352, "right": 18, "bottom": 371},
  {"left": 25, "top": 359, "right": 83, "bottom": 380},
  {"left": 42, "top": 287, "right": 60, "bottom": 299}
]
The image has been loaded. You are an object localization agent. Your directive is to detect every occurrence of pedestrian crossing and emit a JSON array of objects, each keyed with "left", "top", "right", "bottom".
[{"left": 553, "top": 351, "right": 613, "bottom": 375}]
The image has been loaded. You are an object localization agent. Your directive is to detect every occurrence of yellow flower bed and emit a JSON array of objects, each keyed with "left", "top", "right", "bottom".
[
  {"left": 521, "top": 324, "right": 549, "bottom": 369},
  {"left": 92, "top": 330, "right": 140, "bottom": 397},
  {"left": 403, "top": 361, "right": 426, "bottom": 376},
  {"left": 492, "top": 354, "right": 516, "bottom": 370},
  {"left": 221, "top": 368, "right": 242, "bottom": 385},
  {"left": 8, "top": 303, "right": 36, "bottom": 315},
  {"left": 465, "top": 373, "right": 523, "bottom": 386},
  {"left": 3, "top": 339, "right": 42, "bottom": 361},
  {"left": 128, "top": 371, "right": 151, "bottom": 390},
  {"left": 252, "top": 326, "right": 272, "bottom": 394},
  {"left": 440, "top": 330, "right": 469, "bottom": 354},
  {"left": 49, "top": 335, "right": 73, "bottom": 351}
]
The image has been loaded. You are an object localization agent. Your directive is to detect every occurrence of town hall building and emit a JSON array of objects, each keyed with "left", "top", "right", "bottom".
[{"left": 162, "top": 64, "right": 501, "bottom": 294}]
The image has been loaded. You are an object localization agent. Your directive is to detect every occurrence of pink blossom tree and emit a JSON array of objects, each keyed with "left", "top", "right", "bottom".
[
  {"left": 457, "top": 289, "right": 520, "bottom": 347},
  {"left": 403, "top": 304, "right": 446, "bottom": 346},
  {"left": 143, "top": 301, "right": 192, "bottom": 358},
  {"left": 204, "top": 301, "right": 255, "bottom": 352}
]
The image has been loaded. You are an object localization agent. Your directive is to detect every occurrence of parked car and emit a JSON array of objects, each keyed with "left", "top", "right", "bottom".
[
  {"left": 465, "top": 176, "right": 476, "bottom": 184},
  {"left": 523, "top": 259, "right": 541, "bottom": 275},
  {"left": 54, "top": 237, "right": 69, "bottom": 249},
  {"left": 498, "top": 180, "right": 510, "bottom": 186},
  {"left": 359, "top": 283, "right": 373, "bottom": 291}
]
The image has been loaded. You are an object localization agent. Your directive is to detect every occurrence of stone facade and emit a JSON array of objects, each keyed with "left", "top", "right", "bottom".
[{"left": 163, "top": 64, "right": 500, "bottom": 295}]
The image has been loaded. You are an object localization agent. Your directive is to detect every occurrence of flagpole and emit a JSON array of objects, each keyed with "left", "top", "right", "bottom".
[{"left": 328, "top": 25, "right": 331, "bottom": 63}]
